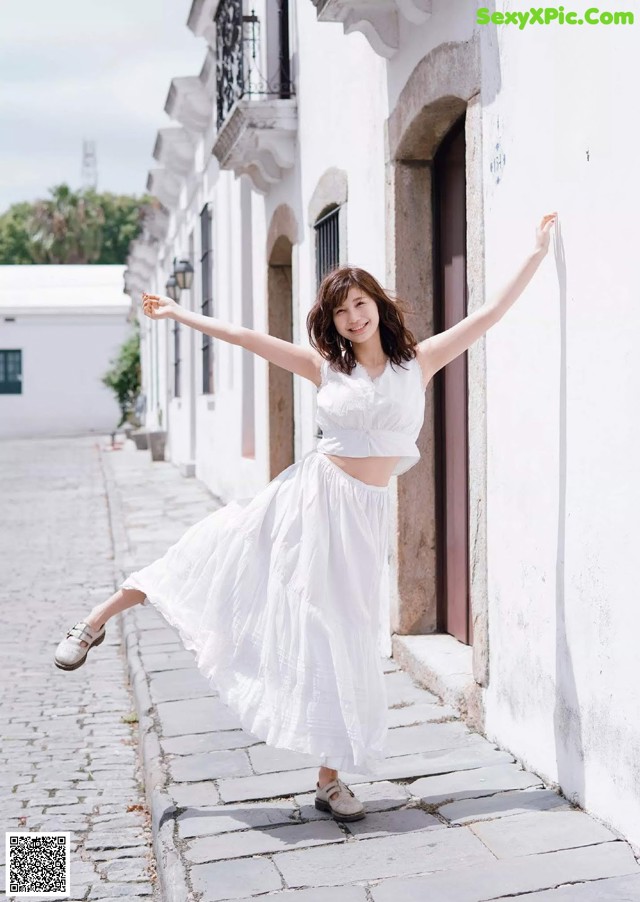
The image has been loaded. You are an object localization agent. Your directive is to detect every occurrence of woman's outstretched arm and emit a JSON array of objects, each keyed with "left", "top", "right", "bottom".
[
  {"left": 141, "top": 295, "right": 321, "bottom": 385},
  {"left": 416, "top": 212, "right": 558, "bottom": 380}
]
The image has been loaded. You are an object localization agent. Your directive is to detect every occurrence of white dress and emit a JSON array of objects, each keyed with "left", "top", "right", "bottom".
[{"left": 120, "top": 353, "right": 426, "bottom": 775}]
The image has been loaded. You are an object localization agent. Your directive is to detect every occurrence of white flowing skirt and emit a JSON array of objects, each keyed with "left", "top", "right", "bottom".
[{"left": 120, "top": 449, "right": 391, "bottom": 775}]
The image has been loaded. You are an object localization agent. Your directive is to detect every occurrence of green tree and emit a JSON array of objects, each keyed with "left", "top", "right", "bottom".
[
  {"left": 90, "top": 190, "right": 154, "bottom": 264},
  {"left": 0, "top": 184, "right": 153, "bottom": 265},
  {"left": 101, "top": 327, "right": 142, "bottom": 428},
  {"left": 0, "top": 202, "right": 36, "bottom": 264}
]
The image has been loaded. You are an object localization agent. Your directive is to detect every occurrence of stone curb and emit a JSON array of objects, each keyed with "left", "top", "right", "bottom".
[{"left": 98, "top": 444, "right": 195, "bottom": 902}]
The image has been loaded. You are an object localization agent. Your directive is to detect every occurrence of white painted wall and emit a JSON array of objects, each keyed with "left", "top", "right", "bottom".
[
  {"left": 476, "top": 4, "right": 640, "bottom": 847},
  {"left": 0, "top": 315, "right": 131, "bottom": 439}
]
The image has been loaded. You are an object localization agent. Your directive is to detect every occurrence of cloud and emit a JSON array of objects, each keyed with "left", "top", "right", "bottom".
[{"left": 0, "top": 0, "right": 207, "bottom": 211}]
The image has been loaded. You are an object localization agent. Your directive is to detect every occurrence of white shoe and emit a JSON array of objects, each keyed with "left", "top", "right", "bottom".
[
  {"left": 315, "top": 777, "right": 365, "bottom": 821},
  {"left": 54, "top": 621, "right": 106, "bottom": 671}
]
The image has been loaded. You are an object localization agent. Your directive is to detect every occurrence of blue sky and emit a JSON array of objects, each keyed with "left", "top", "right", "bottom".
[{"left": 0, "top": 0, "right": 205, "bottom": 213}]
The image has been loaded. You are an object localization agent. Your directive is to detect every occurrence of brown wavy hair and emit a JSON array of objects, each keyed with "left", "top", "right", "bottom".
[{"left": 306, "top": 265, "right": 418, "bottom": 376}]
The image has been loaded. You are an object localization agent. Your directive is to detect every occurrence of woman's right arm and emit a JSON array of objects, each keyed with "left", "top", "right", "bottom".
[
  {"left": 143, "top": 294, "right": 322, "bottom": 386},
  {"left": 174, "top": 306, "right": 242, "bottom": 346}
]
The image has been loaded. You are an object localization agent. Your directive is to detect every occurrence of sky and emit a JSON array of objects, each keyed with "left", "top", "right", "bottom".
[{"left": 0, "top": 0, "right": 205, "bottom": 213}]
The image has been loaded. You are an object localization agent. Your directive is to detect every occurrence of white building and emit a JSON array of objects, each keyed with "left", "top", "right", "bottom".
[
  {"left": 125, "top": 0, "right": 640, "bottom": 850},
  {"left": 0, "top": 265, "right": 131, "bottom": 438}
]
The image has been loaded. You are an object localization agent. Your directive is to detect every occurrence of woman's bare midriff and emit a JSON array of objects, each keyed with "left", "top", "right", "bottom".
[{"left": 323, "top": 453, "right": 400, "bottom": 487}]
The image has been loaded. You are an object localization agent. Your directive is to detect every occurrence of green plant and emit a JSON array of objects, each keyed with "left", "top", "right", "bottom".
[
  {"left": 120, "top": 711, "right": 139, "bottom": 724},
  {"left": 102, "top": 327, "right": 142, "bottom": 429}
]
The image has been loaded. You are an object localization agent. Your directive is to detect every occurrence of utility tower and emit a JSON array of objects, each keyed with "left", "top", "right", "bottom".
[{"left": 81, "top": 140, "right": 98, "bottom": 191}]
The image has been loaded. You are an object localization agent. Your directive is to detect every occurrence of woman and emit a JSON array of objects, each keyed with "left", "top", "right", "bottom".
[{"left": 54, "top": 212, "right": 557, "bottom": 822}]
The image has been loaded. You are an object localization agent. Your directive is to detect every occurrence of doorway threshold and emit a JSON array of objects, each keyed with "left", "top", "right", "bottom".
[{"left": 392, "top": 633, "right": 485, "bottom": 733}]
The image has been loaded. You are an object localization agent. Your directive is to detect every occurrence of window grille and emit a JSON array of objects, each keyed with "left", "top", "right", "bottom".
[
  {"left": 200, "top": 204, "right": 214, "bottom": 394},
  {"left": 173, "top": 320, "right": 181, "bottom": 399},
  {"left": 314, "top": 206, "right": 340, "bottom": 288}
]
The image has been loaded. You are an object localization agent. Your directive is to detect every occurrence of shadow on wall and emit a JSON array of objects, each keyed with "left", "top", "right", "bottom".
[{"left": 550, "top": 219, "right": 587, "bottom": 815}]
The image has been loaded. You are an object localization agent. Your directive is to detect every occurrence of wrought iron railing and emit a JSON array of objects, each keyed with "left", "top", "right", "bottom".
[{"left": 215, "top": 0, "right": 294, "bottom": 130}]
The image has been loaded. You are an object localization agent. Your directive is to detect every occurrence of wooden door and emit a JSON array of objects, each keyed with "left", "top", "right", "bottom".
[{"left": 433, "top": 115, "right": 472, "bottom": 645}]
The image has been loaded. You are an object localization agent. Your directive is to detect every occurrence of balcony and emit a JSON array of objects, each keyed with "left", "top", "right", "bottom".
[
  {"left": 311, "top": 0, "right": 432, "bottom": 58},
  {"left": 211, "top": 0, "right": 298, "bottom": 194}
]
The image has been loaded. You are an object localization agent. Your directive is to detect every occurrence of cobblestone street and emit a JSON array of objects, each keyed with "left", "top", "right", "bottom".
[
  {"left": 0, "top": 436, "right": 158, "bottom": 900},
  {"left": 2, "top": 435, "right": 640, "bottom": 902}
]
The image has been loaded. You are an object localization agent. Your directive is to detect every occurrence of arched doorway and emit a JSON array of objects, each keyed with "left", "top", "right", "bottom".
[
  {"left": 385, "top": 38, "right": 488, "bottom": 699},
  {"left": 267, "top": 235, "right": 294, "bottom": 479}
]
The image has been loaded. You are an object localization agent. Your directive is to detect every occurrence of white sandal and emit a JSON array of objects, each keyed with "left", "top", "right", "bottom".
[
  {"left": 54, "top": 621, "right": 106, "bottom": 671},
  {"left": 315, "top": 777, "right": 365, "bottom": 821}
]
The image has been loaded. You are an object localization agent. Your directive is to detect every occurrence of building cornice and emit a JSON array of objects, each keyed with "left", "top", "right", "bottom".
[
  {"left": 141, "top": 204, "right": 170, "bottom": 244},
  {"left": 311, "top": 0, "right": 432, "bottom": 58},
  {"left": 165, "top": 76, "right": 212, "bottom": 134},
  {"left": 146, "top": 168, "right": 182, "bottom": 210},
  {"left": 152, "top": 127, "right": 196, "bottom": 177},
  {"left": 187, "top": 0, "right": 220, "bottom": 46}
]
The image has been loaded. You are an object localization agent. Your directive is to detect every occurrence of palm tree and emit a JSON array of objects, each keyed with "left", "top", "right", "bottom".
[{"left": 29, "top": 184, "right": 105, "bottom": 264}]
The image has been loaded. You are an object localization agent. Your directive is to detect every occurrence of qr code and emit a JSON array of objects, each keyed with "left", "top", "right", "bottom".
[{"left": 6, "top": 832, "right": 70, "bottom": 898}]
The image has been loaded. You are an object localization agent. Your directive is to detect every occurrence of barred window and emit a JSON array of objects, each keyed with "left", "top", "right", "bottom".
[
  {"left": 172, "top": 319, "right": 181, "bottom": 399},
  {"left": 314, "top": 205, "right": 340, "bottom": 288},
  {"left": 313, "top": 204, "right": 341, "bottom": 442},
  {"left": 200, "top": 203, "right": 214, "bottom": 394},
  {"left": 0, "top": 349, "right": 22, "bottom": 394}
]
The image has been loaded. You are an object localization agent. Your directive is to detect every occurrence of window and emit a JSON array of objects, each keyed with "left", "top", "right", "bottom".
[
  {"left": 172, "top": 318, "right": 181, "bottom": 399},
  {"left": 314, "top": 205, "right": 340, "bottom": 441},
  {"left": 314, "top": 205, "right": 340, "bottom": 287},
  {"left": 0, "top": 349, "right": 22, "bottom": 394},
  {"left": 200, "top": 203, "right": 214, "bottom": 394}
]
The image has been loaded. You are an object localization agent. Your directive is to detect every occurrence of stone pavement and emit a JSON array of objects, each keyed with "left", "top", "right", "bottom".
[
  {"left": 0, "top": 436, "right": 158, "bottom": 901},
  {"left": 100, "top": 438, "right": 640, "bottom": 902}
]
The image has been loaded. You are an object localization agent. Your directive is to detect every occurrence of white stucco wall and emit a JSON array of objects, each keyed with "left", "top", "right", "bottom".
[
  {"left": 477, "top": 7, "right": 640, "bottom": 846},
  {"left": 0, "top": 265, "right": 131, "bottom": 439}
]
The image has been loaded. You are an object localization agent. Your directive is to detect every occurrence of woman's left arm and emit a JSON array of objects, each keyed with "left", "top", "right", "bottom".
[{"left": 417, "top": 212, "right": 557, "bottom": 380}]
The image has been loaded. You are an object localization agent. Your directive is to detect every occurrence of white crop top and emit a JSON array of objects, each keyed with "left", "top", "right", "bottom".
[{"left": 315, "top": 353, "right": 426, "bottom": 476}]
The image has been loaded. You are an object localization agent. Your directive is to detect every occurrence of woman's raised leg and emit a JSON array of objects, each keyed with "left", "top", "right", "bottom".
[
  {"left": 54, "top": 587, "right": 146, "bottom": 670},
  {"left": 78, "top": 587, "right": 146, "bottom": 647}
]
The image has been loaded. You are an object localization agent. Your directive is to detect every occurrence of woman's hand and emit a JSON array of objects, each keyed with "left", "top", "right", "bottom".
[
  {"left": 534, "top": 212, "right": 558, "bottom": 255},
  {"left": 141, "top": 293, "right": 179, "bottom": 320}
]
